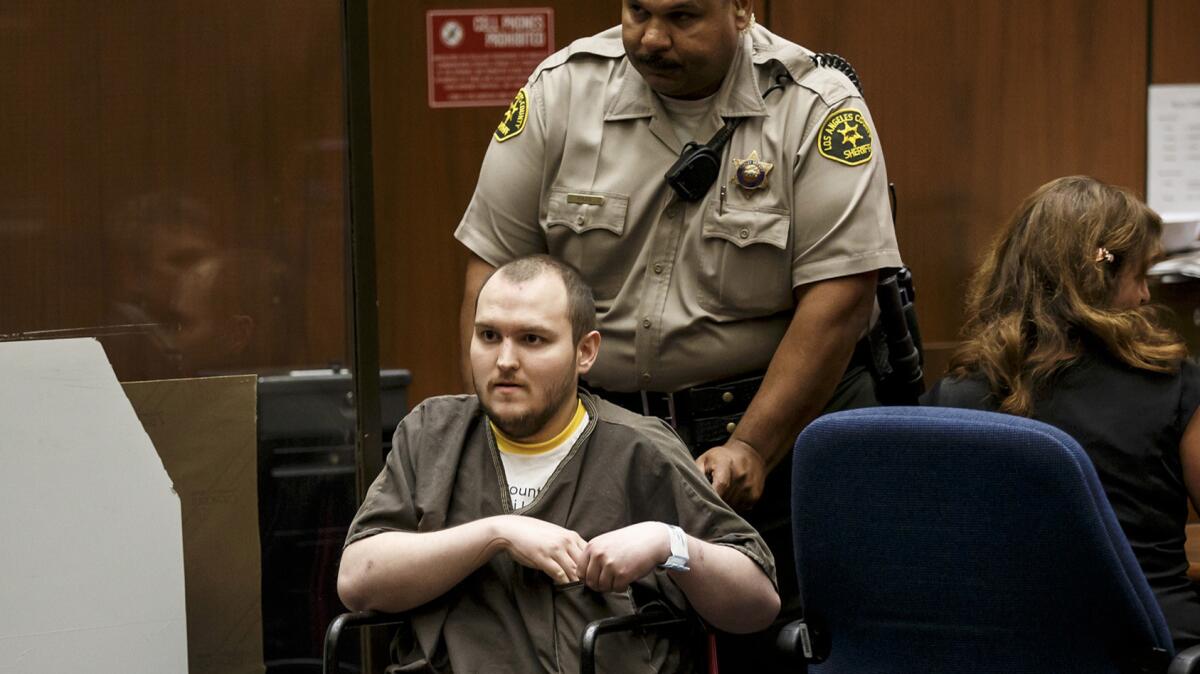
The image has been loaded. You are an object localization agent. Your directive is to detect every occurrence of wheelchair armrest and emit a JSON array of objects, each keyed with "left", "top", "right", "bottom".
[
  {"left": 580, "top": 602, "right": 688, "bottom": 674},
  {"left": 1168, "top": 644, "right": 1200, "bottom": 674},
  {"left": 323, "top": 610, "right": 409, "bottom": 674}
]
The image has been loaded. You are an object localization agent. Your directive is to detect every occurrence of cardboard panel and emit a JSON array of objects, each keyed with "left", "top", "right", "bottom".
[
  {"left": 124, "top": 375, "right": 265, "bottom": 674},
  {"left": 0, "top": 338, "right": 188, "bottom": 673}
]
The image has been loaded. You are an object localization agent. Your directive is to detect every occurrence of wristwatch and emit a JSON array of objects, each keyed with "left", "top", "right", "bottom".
[{"left": 658, "top": 524, "right": 690, "bottom": 572}]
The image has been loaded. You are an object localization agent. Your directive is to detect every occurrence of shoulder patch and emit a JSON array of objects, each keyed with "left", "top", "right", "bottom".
[
  {"left": 494, "top": 88, "right": 529, "bottom": 143},
  {"left": 816, "top": 107, "right": 873, "bottom": 166},
  {"left": 818, "top": 107, "right": 873, "bottom": 166}
]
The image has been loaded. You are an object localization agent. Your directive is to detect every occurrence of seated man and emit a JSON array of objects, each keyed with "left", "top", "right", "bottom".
[{"left": 338, "top": 254, "right": 779, "bottom": 672}]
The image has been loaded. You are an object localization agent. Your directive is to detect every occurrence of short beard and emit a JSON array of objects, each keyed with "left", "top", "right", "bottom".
[{"left": 478, "top": 369, "right": 578, "bottom": 441}]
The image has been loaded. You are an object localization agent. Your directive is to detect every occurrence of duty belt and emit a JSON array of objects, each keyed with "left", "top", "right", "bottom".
[
  {"left": 585, "top": 341, "right": 878, "bottom": 454},
  {"left": 586, "top": 372, "right": 765, "bottom": 454}
]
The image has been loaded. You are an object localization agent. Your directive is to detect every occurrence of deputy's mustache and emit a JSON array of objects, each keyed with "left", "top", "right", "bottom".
[{"left": 635, "top": 54, "right": 682, "bottom": 70}]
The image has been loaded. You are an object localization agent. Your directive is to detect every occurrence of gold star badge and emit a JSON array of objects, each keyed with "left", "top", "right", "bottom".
[{"left": 731, "top": 150, "right": 774, "bottom": 191}]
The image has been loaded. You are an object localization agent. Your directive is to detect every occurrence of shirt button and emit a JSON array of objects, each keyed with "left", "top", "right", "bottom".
[
  {"left": 653, "top": 263, "right": 663, "bottom": 274},
  {"left": 575, "top": 215, "right": 586, "bottom": 225},
  {"left": 641, "top": 372, "right": 652, "bottom": 383},
  {"left": 738, "top": 228, "right": 750, "bottom": 239},
  {"left": 722, "top": 391, "right": 734, "bottom": 403},
  {"left": 725, "top": 421, "right": 737, "bottom": 434},
  {"left": 642, "top": 319, "right": 652, "bottom": 329}
]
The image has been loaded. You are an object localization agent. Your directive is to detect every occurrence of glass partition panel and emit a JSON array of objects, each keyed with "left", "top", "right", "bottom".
[
  {"left": 0, "top": 0, "right": 348, "bottom": 380},
  {"left": 0, "top": 3, "right": 367, "bottom": 671}
]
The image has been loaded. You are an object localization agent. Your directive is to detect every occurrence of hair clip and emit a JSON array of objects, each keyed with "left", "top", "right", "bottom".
[{"left": 1094, "top": 247, "right": 1114, "bottom": 264}]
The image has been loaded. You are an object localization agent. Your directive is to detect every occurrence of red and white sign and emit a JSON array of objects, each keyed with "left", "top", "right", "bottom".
[{"left": 426, "top": 8, "right": 555, "bottom": 108}]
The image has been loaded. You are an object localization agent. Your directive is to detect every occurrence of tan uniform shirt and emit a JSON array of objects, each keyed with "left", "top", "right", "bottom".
[{"left": 455, "top": 25, "right": 903, "bottom": 392}]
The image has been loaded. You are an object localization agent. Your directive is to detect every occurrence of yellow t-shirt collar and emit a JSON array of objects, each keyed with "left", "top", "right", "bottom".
[{"left": 491, "top": 398, "right": 586, "bottom": 455}]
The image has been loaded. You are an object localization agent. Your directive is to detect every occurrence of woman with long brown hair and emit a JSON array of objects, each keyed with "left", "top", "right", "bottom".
[{"left": 924, "top": 175, "right": 1200, "bottom": 648}]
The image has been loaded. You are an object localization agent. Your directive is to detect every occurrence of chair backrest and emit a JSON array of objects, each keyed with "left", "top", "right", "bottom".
[{"left": 791, "top": 406, "right": 1173, "bottom": 673}]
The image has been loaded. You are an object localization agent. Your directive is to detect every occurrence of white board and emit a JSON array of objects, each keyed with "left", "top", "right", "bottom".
[{"left": 0, "top": 338, "right": 188, "bottom": 673}]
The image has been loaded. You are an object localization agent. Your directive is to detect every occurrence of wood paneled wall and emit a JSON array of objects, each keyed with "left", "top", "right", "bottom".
[
  {"left": 368, "top": 1, "right": 619, "bottom": 402},
  {"left": 1153, "top": 0, "right": 1200, "bottom": 84},
  {"left": 770, "top": 0, "right": 1150, "bottom": 380}
]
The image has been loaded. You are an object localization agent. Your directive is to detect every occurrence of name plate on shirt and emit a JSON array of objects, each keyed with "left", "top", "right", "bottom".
[{"left": 566, "top": 193, "right": 605, "bottom": 206}]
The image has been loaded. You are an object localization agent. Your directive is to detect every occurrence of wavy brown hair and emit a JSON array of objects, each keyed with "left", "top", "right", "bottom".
[{"left": 949, "top": 175, "right": 1187, "bottom": 415}]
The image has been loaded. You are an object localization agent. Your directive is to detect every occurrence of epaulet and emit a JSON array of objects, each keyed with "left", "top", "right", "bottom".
[
  {"left": 749, "top": 27, "right": 863, "bottom": 106},
  {"left": 749, "top": 25, "right": 817, "bottom": 86},
  {"left": 810, "top": 53, "right": 863, "bottom": 96},
  {"left": 794, "top": 58, "right": 863, "bottom": 107},
  {"left": 527, "top": 26, "right": 625, "bottom": 84}
]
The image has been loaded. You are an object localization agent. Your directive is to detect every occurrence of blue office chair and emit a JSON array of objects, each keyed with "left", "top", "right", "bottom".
[{"left": 779, "top": 407, "right": 1200, "bottom": 673}]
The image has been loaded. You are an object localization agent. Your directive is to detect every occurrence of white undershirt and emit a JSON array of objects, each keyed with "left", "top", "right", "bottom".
[
  {"left": 492, "top": 400, "right": 589, "bottom": 511},
  {"left": 658, "top": 91, "right": 722, "bottom": 147}
]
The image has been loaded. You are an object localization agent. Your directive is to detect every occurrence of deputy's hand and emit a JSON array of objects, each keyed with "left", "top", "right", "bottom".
[
  {"left": 580, "top": 521, "right": 671, "bottom": 593},
  {"left": 695, "top": 438, "right": 766, "bottom": 511},
  {"left": 491, "top": 515, "right": 587, "bottom": 584}
]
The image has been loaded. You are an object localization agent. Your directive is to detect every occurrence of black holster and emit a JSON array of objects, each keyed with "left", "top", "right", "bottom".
[{"left": 866, "top": 267, "right": 925, "bottom": 405}]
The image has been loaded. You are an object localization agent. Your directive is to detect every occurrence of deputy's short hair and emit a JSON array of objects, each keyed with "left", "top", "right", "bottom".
[{"left": 490, "top": 255, "right": 597, "bottom": 344}]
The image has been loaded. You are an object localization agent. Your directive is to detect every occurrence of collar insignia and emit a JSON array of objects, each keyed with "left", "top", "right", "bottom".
[{"left": 731, "top": 150, "right": 773, "bottom": 191}]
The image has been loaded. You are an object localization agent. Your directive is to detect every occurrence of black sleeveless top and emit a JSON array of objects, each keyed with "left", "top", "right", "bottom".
[{"left": 923, "top": 350, "right": 1200, "bottom": 649}]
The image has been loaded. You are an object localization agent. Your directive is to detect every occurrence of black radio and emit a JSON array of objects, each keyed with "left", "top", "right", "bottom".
[{"left": 664, "top": 70, "right": 792, "bottom": 202}]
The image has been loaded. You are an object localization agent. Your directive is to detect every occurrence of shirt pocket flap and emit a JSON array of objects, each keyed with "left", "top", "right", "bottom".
[
  {"left": 545, "top": 188, "right": 629, "bottom": 236},
  {"left": 702, "top": 202, "right": 789, "bottom": 250}
]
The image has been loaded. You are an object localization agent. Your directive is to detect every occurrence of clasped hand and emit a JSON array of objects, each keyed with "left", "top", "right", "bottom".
[{"left": 495, "top": 517, "right": 672, "bottom": 593}]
